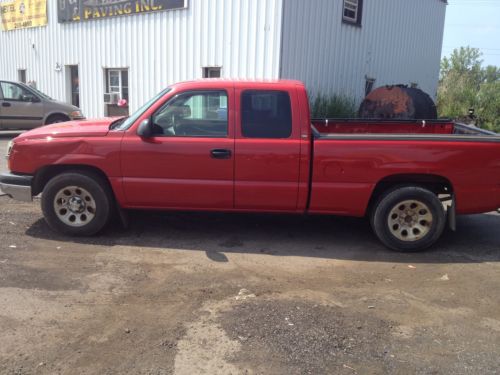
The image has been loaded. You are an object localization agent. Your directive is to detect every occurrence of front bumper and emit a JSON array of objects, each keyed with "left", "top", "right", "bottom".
[
  {"left": 0, "top": 173, "right": 33, "bottom": 202},
  {"left": 70, "top": 115, "right": 86, "bottom": 121}
]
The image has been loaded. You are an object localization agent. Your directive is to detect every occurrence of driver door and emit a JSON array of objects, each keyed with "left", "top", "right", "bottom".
[{"left": 121, "top": 89, "right": 235, "bottom": 209}]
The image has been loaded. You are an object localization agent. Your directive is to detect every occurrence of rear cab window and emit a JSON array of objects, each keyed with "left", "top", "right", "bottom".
[{"left": 241, "top": 90, "right": 292, "bottom": 139}]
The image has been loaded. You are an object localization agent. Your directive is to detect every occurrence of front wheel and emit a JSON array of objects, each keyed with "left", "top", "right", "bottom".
[
  {"left": 371, "top": 186, "right": 446, "bottom": 252},
  {"left": 41, "top": 172, "right": 112, "bottom": 236},
  {"left": 46, "top": 115, "right": 70, "bottom": 125}
]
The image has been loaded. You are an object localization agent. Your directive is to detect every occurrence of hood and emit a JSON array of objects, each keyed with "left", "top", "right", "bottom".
[
  {"left": 48, "top": 98, "right": 82, "bottom": 113},
  {"left": 16, "top": 118, "right": 120, "bottom": 140}
]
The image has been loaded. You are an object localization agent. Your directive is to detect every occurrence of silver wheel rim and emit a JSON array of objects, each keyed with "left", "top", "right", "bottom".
[
  {"left": 53, "top": 186, "right": 96, "bottom": 227},
  {"left": 387, "top": 200, "right": 433, "bottom": 242}
]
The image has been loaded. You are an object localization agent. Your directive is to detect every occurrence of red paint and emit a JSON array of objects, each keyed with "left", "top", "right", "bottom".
[
  {"left": 310, "top": 139, "right": 500, "bottom": 215},
  {"left": 8, "top": 80, "right": 500, "bottom": 217}
]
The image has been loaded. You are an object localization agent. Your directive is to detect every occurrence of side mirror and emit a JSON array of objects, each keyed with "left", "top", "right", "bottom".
[
  {"left": 22, "top": 94, "right": 38, "bottom": 103},
  {"left": 137, "top": 118, "right": 153, "bottom": 138}
]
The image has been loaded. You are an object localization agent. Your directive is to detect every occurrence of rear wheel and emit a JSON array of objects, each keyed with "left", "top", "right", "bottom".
[
  {"left": 41, "top": 172, "right": 112, "bottom": 236},
  {"left": 371, "top": 186, "right": 445, "bottom": 252}
]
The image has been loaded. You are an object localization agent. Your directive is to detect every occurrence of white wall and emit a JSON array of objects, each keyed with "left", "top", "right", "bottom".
[
  {"left": 280, "top": 0, "right": 447, "bottom": 102},
  {"left": 0, "top": 0, "right": 284, "bottom": 118}
]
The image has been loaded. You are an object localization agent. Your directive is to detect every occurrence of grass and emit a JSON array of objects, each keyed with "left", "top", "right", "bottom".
[{"left": 310, "top": 93, "right": 357, "bottom": 118}]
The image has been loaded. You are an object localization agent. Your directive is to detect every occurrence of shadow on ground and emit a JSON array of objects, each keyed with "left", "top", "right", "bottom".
[{"left": 25, "top": 210, "right": 500, "bottom": 264}]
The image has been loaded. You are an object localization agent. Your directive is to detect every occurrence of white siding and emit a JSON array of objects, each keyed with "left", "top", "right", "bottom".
[
  {"left": 280, "top": 0, "right": 447, "bottom": 101},
  {"left": 0, "top": 0, "right": 283, "bottom": 118}
]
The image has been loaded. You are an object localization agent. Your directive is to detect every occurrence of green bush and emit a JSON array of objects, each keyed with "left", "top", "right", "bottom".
[
  {"left": 476, "top": 81, "right": 500, "bottom": 131},
  {"left": 310, "top": 93, "right": 357, "bottom": 118}
]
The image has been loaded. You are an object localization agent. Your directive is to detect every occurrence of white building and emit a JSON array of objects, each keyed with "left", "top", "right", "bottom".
[{"left": 0, "top": 0, "right": 447, "bottom": 118}]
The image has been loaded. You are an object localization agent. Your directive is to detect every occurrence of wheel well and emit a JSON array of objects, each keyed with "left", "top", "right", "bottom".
[
  {"left": 368, "top": 174, "right": 453, "bottom": 214},
  {"left": 45, "top": 113, "right": 70, "bottom": 124},
  {"left": 33, "top": 165, "right": 113, "bottom": 196}
]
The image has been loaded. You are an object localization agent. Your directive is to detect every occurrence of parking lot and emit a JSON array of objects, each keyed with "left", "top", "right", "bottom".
[{"left": 1, "top": 135, "right": 500, "bottom": 374}]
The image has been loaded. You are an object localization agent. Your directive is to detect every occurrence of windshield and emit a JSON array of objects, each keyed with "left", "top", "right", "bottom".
[
  {"left": 112, "top": 88, "right": 171, "bottom": 131},
  {"left": 29, "top": 86, "right": 52, "bottom": 100}
]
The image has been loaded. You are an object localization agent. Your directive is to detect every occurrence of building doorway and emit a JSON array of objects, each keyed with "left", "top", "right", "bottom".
[{"left": 69, "top": 65, "right": 80, "bottom": 107}]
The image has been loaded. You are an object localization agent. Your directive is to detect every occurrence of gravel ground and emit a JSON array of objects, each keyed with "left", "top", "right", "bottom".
[
  {"left": 1, "top": 135, "right": 500, "bottom": 374},
  {"left": 219, "top": 299, "right": 393, "bottom": 374}
]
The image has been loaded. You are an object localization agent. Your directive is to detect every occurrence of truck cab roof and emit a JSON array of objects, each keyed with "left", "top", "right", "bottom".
[{"left": 170, "top": 79, "right": 305, "bottom": 91}]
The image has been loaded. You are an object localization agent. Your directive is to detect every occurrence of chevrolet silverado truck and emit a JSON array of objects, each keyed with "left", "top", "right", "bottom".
[{"left": 2, "top": 80, "right": 500, "bottom": 251}]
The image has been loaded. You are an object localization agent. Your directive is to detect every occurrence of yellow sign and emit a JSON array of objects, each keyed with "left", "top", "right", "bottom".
[{"left": 1, "top": 0, "right": 47, "bottom": 31}]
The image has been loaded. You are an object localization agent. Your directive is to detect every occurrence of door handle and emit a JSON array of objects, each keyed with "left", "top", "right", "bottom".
[
  {"left": 211, "top": 149, "right": 232, "bottom": 159},
  {"left": 2, "top": 102, "right": 11, "bottom": 107}
]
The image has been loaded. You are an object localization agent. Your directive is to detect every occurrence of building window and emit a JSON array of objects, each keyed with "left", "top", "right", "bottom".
[
  {"left": 105, "top": 68, "right": 129, "bottom": 116},
  {"left": 18, "top": 69, "right": 26, "bottom": 83},
  {"left": 343, "top": 0, "right": 363, "bottom": 26},
  {"left": 107, "top": 69, "right": 129, "bottom": 102},
  {"left": 203, "top": 67, "right": 222, "bottom": 78},
  {"left": 365, "top": 77, "right": 376, "bottom": 96}
]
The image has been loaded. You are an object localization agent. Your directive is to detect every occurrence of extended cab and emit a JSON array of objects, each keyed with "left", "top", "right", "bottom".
[{"left": 2, "top": 80, "right": 500, "bottom": 251}]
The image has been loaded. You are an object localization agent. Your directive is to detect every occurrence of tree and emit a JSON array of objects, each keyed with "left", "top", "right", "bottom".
[
  {"left": 483, "top": 65, "right": 500, "bottom": 84},
  {"left": 438, "top": 47, "right": 500, "bottom": 131},
  {"left": 477, "top": 81, "right": 500, "bottom": 130},
  {"left": 440, "top": 46, "right": 483, "bottom": 83}
]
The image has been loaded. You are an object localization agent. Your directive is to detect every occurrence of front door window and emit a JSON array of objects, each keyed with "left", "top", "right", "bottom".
[
  {"left": 151, "top": 91, "right": 228, "bottom": 137},
  {"left": 0, "top": 81, "right": 33, "bottom": 101}
]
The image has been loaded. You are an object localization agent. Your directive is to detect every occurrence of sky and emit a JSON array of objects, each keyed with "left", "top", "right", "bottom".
[{"left": 442, "top": 0, "right": 500, "bottom": 67}]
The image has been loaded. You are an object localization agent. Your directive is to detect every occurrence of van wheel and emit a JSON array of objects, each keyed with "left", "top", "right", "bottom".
[
  {"left": 46, "top": 115, "right": 69, "bottom": 125},
  {"left": 370, "top": 186, "right": 445, "bottom": 252},
  {"left": 41, "top": 172, "right": 112, "bottom": 236}
]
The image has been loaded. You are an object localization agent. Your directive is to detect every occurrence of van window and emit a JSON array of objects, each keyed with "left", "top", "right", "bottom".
[
  {"left": 241, "top": 91, "right": 292, "bottom": 138},
  {"left": 0, "top": 82, "right": 32, "bottom": 101}
]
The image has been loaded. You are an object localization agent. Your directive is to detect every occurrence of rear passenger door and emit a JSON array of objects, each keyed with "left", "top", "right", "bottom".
[{"left": 234, "top": 87, "right": 302, "bottom": 211}]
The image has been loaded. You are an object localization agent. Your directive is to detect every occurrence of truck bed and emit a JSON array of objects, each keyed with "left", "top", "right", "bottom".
[
  {"left": 308, "top": 118, "right": 500, "bottom": 217},
  {"left": 311, "top": 119, "right": 497, "bottom": 137}
]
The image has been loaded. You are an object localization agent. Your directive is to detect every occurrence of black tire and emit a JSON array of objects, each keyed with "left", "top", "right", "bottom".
[
  {"left": 370, "top": 186, "right": 446, "bottom": 252},
  {"left": 41, "top": 172, "right": 113, "bottom": 236},
  {"left": 46, "top": 115, "right": 70, "bottom": 125}
]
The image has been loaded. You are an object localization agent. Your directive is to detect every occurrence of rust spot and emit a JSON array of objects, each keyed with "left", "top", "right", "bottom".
[{"left": 359, "top": 85, "right": 437, "bottom": 120}]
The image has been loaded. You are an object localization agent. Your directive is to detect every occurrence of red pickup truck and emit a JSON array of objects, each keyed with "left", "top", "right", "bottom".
[{"left": 2, "top": 80, "right": 500, "bottom": 251}]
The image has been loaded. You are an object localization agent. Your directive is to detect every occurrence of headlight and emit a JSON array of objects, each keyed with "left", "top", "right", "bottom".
[
  {"left": 69, "top": 110, "right": 85, "bottom": 119},
  {"left": 6, "top": 140, "right": 13, "bottom": 158}
]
